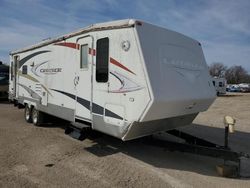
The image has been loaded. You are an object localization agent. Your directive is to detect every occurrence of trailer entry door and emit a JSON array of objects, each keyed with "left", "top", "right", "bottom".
[{"left": 75, "top": 36, "right": 93, "bottom": 122}]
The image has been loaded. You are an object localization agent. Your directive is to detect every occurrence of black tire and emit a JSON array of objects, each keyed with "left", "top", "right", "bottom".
[
  {"left": 24, "top": 105, "right": 32, "bottom": 123},
  {"left": 32, "top": 107, "right": 44, "bottom": 126},
  {"left": 14, "top": 100, "right": 18, "bottom": 107},
  {"left": 79, "top": 128, "right": 90, "bottom": 141},
  {"left": 65, "top": 126, "right": 74, "bottom": 134}
]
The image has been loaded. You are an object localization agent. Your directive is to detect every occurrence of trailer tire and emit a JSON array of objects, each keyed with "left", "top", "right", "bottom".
[
  {"left": 24, "top": 105, "right": 32, "bottom": 123},
  {"left": 32, "top": 107, "right": 44, "bottom": 126}
]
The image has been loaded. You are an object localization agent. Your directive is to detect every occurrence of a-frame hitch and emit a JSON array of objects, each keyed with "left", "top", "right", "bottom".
[{"left": 145, "top": 128, "right": 249, "bottom": 177}]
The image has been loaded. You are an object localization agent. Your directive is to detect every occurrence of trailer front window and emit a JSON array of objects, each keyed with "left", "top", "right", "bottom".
[
  {"left": 80, "top": 44, "right": 88, "bottom": 69},
  {"left": 219, "top": 82, "right": 223, "bottom": 87},
  {"left": 96, "top": 37, "right": 109, "bottom": 82}
]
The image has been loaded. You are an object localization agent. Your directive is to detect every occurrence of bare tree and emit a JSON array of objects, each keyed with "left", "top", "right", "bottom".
[
  {"left": 225, "top": 65, "right": 249, "bottom": 84},
  {"left": 209, "top": 62, "right": 227, "bottom": 77}
]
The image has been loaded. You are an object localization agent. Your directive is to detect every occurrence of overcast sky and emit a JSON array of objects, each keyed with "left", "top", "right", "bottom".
[{"left": 0, "top": 0, "right": 249, "bottom": 72}]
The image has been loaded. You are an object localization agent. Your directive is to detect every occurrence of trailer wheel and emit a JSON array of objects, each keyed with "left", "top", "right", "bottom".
[
  {"left": 32, "top": 107, "right": 44, "bottom": 126},
  {"left": 24, "top": 105, "right": 32, "bottom": 123}
]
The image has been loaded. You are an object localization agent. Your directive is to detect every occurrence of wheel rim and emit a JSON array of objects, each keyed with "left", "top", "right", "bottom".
[
  {"left": 33, "top": 109, "right": 38, "bottom": 124},
  {"left": 25, "top": 107, "right": 30, "bottom": 120}
]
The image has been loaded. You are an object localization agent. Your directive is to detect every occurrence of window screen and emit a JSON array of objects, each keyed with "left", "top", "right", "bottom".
[
  {"left": 96, "top": 37, "right": 109, "bottom": 82},
  {"left": 80, "top": 44, "right": 88, "bottom": 69},
  {"left": 22, "top": 65, "right": 27, "bottom": 75}
]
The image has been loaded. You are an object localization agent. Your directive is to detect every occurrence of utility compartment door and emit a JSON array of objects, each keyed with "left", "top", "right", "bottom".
[
  {"left": 40, "top": 84, "right": 48, "bottom": 106},
  {"left": 75, "top": 36, "right": 93, "bottom": 122}
]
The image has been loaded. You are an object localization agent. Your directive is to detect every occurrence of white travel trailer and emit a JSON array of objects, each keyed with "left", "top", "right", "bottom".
[
  {"left": 212, "top": 77, "right": 227, "bottom": 95},
  {"left": 9, "top": 19, "right": 216, "bottom": 141}
]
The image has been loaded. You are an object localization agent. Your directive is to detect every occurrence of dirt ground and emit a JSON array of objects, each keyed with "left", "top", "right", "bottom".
[{"left": 0, "top": 93, "right": 250, "bottom": 188}]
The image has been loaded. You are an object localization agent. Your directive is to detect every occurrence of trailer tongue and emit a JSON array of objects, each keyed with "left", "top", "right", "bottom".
[{"left": 147, "top": 129, "right": 249, "bottom": 177}]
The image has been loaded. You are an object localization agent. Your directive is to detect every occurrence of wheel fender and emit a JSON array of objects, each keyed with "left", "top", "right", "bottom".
[{"left": 23, "top": 100, "right": 37, "bottom": 108}]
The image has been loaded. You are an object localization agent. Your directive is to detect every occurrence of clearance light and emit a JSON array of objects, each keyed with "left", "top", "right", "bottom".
[{"left": 121, "top": 40, "right": 130, "bottom": 52}]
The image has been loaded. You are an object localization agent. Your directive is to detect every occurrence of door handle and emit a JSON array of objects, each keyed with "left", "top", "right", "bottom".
[{"left": 74, "top": 76, "right": 79, "bottom": 86}]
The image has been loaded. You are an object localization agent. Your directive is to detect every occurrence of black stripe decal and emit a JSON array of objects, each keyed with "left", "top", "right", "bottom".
[
  {"left": 92, "top": 103, "right": 103, "bottom": 114},
  {"left": 51, "top": 89, "right": 76, "bottom": 100},
  {"left": 77, "top": 97, "right": 90, "bottom": 110},
  {"left": 19, "top": 50, "right": 51, "bottom": 68},
  {"left": 51, "top": 89, "right": 123, "bottom": 120},
  {"left": 110, "top": 71, "right": 124, "bottom": 86},
  {"left": 52, "top": 89, "right": 90, "bottom": 110},
  {"left": 105, "top": 109, "right": 124, "bottom": 120}
]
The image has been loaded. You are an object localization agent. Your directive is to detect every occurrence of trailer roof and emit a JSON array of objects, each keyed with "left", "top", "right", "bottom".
[{"left": 10, "top": 19, "right": 137, "bottom": 55}]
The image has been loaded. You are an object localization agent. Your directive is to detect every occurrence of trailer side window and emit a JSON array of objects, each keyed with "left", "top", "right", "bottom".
[
  {"left": 96, "top": 37, "right": 109, "bottom": 82},
  {"left": 22, "top": 65, "right": 27, "bottom": 75},
  {"left": 219, "top": 82, "right": 223, "bottom": 87},
  {"left": 212, "top": 81, "right": 215, "bottom": 86},
  {"left": 80, "top": 44, "right": 88, "bottom": 69}
]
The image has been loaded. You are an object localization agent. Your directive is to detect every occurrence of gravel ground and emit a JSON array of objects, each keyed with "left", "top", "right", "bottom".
[{"left": 0, "top": 93, "right": 250, "bottom": 188}]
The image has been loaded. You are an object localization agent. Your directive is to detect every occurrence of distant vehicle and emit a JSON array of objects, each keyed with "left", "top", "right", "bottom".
[
  {"left": 9, "top": 19, "right": 216, "bottom": 141},
  {"left": 226, "top": 84, "right": 241, "bottom": 92},
  {"left": 238, "top": 83, "right": 250, "bottom": 92},
  {"left": 212, "top": 77, "right": 227, "bottom": 96},
  {"left": 0, "top": 62, "right": 9, "bottom": 99}
]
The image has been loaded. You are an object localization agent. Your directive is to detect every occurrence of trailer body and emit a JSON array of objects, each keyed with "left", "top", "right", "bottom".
[
  {"left": 9, "top": 19, "right": 216, "bottom": 140},
  {"left": 212, "top": 77, "right": 227, "bottom": 95},
  {"left": 0, "top": 63, "right": 9, "bottom": 99}
]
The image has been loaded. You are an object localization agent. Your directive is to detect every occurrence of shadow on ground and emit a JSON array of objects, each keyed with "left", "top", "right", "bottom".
[
  {"left": 6, "top": 102, "right": 250, "bottom": 178},
  {"left": 219, "top": 94, "right": 243, "bottom": 97},
  {"left": 0, "top": 99, "right": 10, "bottom": 104},
  {"left": 83, "top": 123, "right": 250, "bottom": 178},
  {"left": 39, "top": 115, "right": 70, "bottom": 129}
]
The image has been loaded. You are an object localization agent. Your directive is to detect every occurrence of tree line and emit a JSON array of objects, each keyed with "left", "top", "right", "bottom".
[{"left": 209, "top": 62, "right": 250, "bottom": 84}]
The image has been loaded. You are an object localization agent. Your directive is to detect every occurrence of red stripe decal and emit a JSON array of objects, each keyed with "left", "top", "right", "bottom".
[
  {"left": 110, "top": 57, "right": 135, "bottom": 75},
  {"left": 54, "top": 42, "right": 80, "bottom": 50},
  {"left": 88, "top": 48, "right": 96, "bottom": 56}
]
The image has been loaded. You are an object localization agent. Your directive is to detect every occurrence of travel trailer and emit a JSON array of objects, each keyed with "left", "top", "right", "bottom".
[
  {"left": 0, "top": 62, "right": 9, "bottom": 99},
  {"left": 212, "top": 77, "right": 227, "bottom": 95},
  {"left": 9, "top": 19, "right": 216, "bottom": 140}
]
